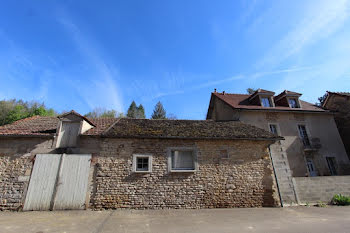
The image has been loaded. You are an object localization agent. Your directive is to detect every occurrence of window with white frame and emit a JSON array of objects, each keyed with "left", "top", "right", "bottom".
[
  {"left": 169, "top": 148, "right": 197, "bottom": 172},
  {"left": 261, "top": 97, "right": 272, "bottom": 107},
  {"left": 326, "top": 157, "right": 337, "bottom": 176},
  {"left": 288, "top": 98, "right": 300, "bottom": 108},
  {"left": 268, "top": 124, "right": 279, "bottom": 135},
  {"left": 133, "top": 154, "right": 152, "bottom": 172},
  {"left": 298, "top": 125, "right": 310, "bottom": 146}
]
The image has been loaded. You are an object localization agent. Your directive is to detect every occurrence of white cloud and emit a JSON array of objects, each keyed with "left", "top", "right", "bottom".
[
  {"left": 57, "top": 10, "right": 123, "bottom": 112},
  {"left": 256, "top": 0, "right": 350, "bottom": 69}
]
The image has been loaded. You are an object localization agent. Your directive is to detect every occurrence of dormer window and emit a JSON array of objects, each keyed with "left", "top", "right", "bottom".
[
  {"left": 274, "top": 90, "right": 302, "bottom": 108},
  {"left": 55, "top": 110, "right": 96, "bottom": 149},
  {"left": 288, "top": 98, "right": 300, "bottom": 108},
  {"left": 261, "top": 97, "right": 273, "bottom": 107},
  {"left": 248, "top": 89, "right": 275, "bottom": 107}
]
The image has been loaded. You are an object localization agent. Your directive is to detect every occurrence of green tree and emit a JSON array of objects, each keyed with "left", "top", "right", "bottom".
[
  {"left": 85, "top": 107, "right": 123, "bottom": 118},
  {"left": 316, "top": 93, "right": 328, "bottom": 106},
  {"left": 0, "top": 99, "right": 56, "bottom": 126},
  {"left": 5, "top": 105, "right": 28, "bottom": 125},
  {"left": 136, "top": 104, "right": 146, "bottom": 119},
  {"left": 151, "top": 101, "right": 166, "bottom": 119},
  {"left": 127, "top": 101, "right": 138, "bottom": 118},
  {"left": 246, "top": 88, "right": 257, "bottom": 94}
]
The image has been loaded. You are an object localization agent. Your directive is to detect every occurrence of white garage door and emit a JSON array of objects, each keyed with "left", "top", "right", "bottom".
[
  {"left": 23, "top": 154, "right": 91, "bottom": 211},
  {"left": 53, "top": 154, "right": 91, "bottom": 210},
  {"left": 23, "top": 154, "right": 61, "bottom": 211}
]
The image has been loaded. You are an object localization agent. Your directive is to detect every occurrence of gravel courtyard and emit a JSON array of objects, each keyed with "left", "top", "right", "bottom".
[{"left": 0, "top": 206, "right": 349, "bottom": 233}]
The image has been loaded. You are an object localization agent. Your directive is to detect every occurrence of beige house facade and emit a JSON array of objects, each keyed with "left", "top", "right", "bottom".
[{"left": 207, "top": 89, "right": 350, "bottom": 205}]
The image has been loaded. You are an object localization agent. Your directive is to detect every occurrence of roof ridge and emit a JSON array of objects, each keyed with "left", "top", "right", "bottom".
[
  {"left": 8, "top": 115, "right": 42, "bottom": 125},
  {"left": 213, "top": 92, "right": 250, "bottom": 96},
  {"left": 119, "top": 118, "right": 214, "bottom": 122}
]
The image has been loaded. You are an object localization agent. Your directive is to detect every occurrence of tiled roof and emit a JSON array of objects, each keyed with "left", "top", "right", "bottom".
[
  {"left": 0, "top": 116, "right": 117, "bottom": 137},
  {"left": 84, "top": 118, "right": 117, "bottom": 135},
  {"left": 212, "top": 92, "right": 326, "bottom": 112},
  {"left": 0, "top": 116, "right": 282, "bottom": 141},
  {"left": 103, "top": 118, "right": 281, "bottom": 140},
  {"left": 274, "top": 90, "right": 302, "bottom": 101},
  {"left": 0, "top": 116, "right": 59, "bottom": 136},
  {"left": 328, "top": 92, "right": 350, "bottom": 97}
]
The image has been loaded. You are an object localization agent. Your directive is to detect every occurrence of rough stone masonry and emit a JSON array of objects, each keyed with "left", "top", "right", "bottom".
[
  {"left": 90, "top": 138, "right": 280, "bottom": 209},
  {"left": 0, "top": 116, "right": 281, "bottom": 210}
]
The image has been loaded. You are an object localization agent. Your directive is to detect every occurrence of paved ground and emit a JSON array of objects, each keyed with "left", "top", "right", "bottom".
[{"left": 0, "top": 206, "right": 349, "bottom": 233}]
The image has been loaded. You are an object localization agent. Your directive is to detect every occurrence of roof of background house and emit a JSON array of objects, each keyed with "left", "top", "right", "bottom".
[
  {"left": 327, "top": 91, "right": 350, "bottom": 97},
  {"left": 0, "top": 116, "right": 116, "bottom": 137},
  {"left": 211, "top": 92, "right": 326, "bottom": 112},
  {"left": 103, "top": 118, "right": 282, "bottom": 140},
  {"left": 322, "top": 91, "right": 350, "bottom": 108}
]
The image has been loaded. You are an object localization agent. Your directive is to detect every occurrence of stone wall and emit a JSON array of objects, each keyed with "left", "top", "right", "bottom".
[
  {"left": 0, "top": 137, "right": 54, "bottom": 211},
  {"left": 269, "top": 141, "right": 298, "bottom": 206},
  {"left": 0, "top": 156, "right": 32, "bottom": 210},
  {"left": 0, "top": 136, "right": 280, "bottom": 210},
  {"left": 91, "top": 138, "right": 280, "bottom": 209},
  {"left": 293, "top": 176, "right": 350, "bottom": 204}
]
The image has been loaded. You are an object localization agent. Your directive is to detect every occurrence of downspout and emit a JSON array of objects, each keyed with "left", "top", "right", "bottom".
[{"left": 268, "top": 145, "right": 283, "bottom": 207}]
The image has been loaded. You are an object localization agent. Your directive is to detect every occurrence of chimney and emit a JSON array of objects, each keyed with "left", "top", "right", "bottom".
[
  {"left": 223, "top": 91, "right": 225, "bottom": 95},
  {"left": 214, "top": 88, "right": 217, "bottom": 93}
]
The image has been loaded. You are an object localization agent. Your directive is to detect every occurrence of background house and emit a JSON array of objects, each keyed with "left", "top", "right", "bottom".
[
  {"left": 322, "top": 92, "right": 350, "bottom": 160},
  {"left": 0, "top": 111, "right": 281, "bottom": 211},
  {"left": 207, "top": 89, "right": 350, "bottom": 205}
]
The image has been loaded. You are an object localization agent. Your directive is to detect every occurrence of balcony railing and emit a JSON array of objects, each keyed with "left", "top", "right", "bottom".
[{"left": 303, "top": 137, "right": 321, "bottom": 151}]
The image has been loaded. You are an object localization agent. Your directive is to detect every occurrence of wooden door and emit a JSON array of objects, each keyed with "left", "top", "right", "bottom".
[
  {"left": 23, "top": 154, "right": 91, "bottom": 211},
  {"left": 23, "top": 154, "right": 61, "bottom": 211},
  {"left": 53, "top": 154, "right": 91, "bottom": 210}
]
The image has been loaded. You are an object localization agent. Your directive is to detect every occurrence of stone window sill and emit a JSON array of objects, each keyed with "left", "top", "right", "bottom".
[{"left": 170, "top": 169, "right": 197, "bottom": 173}]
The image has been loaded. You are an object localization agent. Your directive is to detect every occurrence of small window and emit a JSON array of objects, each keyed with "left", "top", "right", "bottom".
[
  {"left": 261, "top": 97, "right": 272, "bottom": 107},
  {"left": 289, "top": 98, "right": 300, "bottom": 108},
  {"left": 133, "top": 154, "right": 152, "bottom": 173},
  {"left": 298, "top": 125, "right": 310, "bottom": 146},
  {"left": 269, "top": 124, "right": 278, "bottom": 135},
  {"left": 326, "top": 157, "right": 337, "bottom": 175},
  {"left": 306, "top": 158, "right": 317, "bottom": 176},
  {"left": 169, "top": 149, "right": 197, "bottom": 172}
]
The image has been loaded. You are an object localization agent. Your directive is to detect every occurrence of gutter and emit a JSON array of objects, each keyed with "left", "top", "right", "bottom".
[
  {"left": 234, "top": 108, "right": 331, "bottom": 114},
  {"left": 97, "top": 135, "right": 284, "bottom": 141},
  {"left": 0, "top": 134, "right": 53, "bottom": 138}
]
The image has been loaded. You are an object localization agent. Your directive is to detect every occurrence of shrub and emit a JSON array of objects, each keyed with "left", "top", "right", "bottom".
[
  {"left": 332, "top": 194, "right": 350, "bottom": 206},
  {"left": 315, "top": 201, "right": 327, "bottom": 207}
]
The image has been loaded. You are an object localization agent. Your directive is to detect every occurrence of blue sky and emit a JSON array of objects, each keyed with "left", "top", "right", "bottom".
[{"left": 1, "top": 0, "right": 350, "bottom": 119}]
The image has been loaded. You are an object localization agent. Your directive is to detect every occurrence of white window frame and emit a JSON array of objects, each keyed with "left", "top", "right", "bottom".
[
  {"left": 268, "top": 123, "right": 281, "bottom": 136},
  {"left": 326, "top": 157, "right": 338, "bottom": 176},
  {"left": 287, "top": 97, "right": 301, "bottom": 108},
  {"left": 167, "top": 147, "right": 198, "bottom": 172},
  {"left": 259, "top": 95, "right": 275, "bottom": 108},
  {"left": 133, "top": 154, "right": 152, "bottom": 173},
  {"left": 297, "top": 124, "right": 311, "bottom": 147}
]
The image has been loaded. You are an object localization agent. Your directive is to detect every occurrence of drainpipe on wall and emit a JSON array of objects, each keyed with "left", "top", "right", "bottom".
[{"left": 268, "top": 146, "right": 283, "bottom": 207}]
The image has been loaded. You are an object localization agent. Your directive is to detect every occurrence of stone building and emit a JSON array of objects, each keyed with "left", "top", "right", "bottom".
[
  {"left": 322, "top": 92, "right": 350, "bottom": 160},
  {"left": 207, "top": 89, "right": 350, "bottom": 205},
  {"left": 0, "top": 111, "right": 281, "bottom": 211}
]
